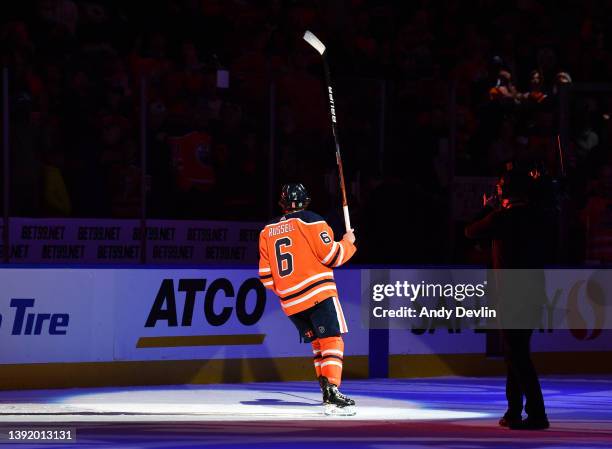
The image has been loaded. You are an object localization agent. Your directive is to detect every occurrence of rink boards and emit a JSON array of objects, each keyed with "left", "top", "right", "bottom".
[{"left": 0, "top": 267, "right": 611, "bottom": 389}]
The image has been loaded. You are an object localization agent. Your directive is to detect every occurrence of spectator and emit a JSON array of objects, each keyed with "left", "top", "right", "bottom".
[
  {"left": 489, "top": 69, "right": 521, "bottom": 105},
  {"left": 42, "top": 147, "right": 71, "bottom": 216}
]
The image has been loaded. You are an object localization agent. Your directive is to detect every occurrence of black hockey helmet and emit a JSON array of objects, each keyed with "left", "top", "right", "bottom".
[{"left": 279, "top": 183, "right": 311, "bottom": 211}]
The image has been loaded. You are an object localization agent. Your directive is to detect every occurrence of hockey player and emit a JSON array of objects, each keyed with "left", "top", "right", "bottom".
[{"left": 258, "top": 183, "right": 357, "bottom": 414}]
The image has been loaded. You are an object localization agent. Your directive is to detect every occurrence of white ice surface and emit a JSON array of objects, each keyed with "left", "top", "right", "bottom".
[{"left": 0, "top": 386, "right": 489, "bottom": 422}]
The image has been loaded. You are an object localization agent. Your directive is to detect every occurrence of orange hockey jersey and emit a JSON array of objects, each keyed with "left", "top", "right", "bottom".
[{"left": 258, "top": 210, "right": 356, "bottom": 316}]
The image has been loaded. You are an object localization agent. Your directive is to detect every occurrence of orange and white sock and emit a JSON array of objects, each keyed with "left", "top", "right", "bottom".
[
  {"left": 311, "top": 339, "right": 322, "bottom": 378},
  {"left": 318, "top": 336, "right": 344, "bottom": 386}
]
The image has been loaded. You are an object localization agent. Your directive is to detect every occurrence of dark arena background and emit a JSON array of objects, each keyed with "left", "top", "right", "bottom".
[{"left": 1, "top": 1, "right": 612, "bottom": 448}]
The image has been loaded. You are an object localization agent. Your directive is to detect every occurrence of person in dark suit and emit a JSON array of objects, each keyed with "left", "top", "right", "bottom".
[{"left": 465, "top": 169, "right": 550, "bottom": 430}]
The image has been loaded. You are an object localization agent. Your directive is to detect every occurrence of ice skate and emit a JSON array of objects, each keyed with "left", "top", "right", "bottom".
[{"left": 320, "top": 376, "right": 356, "bottom": 416}]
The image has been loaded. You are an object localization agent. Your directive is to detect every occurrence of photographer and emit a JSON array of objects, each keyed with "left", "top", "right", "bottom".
[{"left": 465, "top": 169, "right": 550, "bottom": 430}]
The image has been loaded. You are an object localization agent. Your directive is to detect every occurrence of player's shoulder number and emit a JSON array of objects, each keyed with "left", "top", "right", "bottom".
[{"left": 320, "top": 231, "right": 332, "bottom": 244}]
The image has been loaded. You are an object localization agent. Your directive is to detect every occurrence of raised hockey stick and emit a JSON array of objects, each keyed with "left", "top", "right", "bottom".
[{"left": 303, "top": 30, "right": 352, "bottom": 233}]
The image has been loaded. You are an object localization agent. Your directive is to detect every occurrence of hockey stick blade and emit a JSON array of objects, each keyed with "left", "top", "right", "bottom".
[{"left": 303, "top": 31, "right": 326, "bottom": 55}]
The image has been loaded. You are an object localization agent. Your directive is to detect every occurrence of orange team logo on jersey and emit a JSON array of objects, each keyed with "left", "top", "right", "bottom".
[{"left": 258, "top": 211, "right": 356, "bottom": 316}]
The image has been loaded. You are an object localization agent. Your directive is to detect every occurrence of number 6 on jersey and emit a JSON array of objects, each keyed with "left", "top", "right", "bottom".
[{"left": 275, "top": 237, "right": 293, "bottom": 277}]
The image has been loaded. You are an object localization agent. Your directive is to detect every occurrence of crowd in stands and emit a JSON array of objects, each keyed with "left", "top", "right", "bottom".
[{"left": 1, "top": 0, "right": 611, "bottom": 264}]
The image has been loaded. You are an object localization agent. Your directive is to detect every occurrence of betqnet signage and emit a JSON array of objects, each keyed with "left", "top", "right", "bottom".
[{"left": 0, "top": 218, "right": 262, "bottom": 265}]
